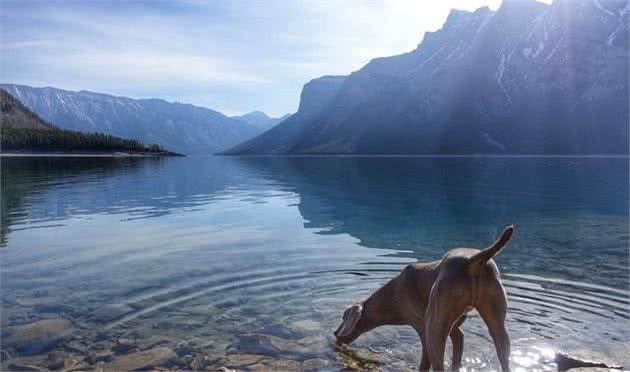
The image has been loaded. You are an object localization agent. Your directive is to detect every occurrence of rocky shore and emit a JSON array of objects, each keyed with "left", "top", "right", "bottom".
[{"left": 0, "top": 299, "right": 625, "bottom": 371}]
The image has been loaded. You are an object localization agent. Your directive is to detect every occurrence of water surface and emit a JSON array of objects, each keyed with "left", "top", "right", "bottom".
[{"left": 1, "top": 156, "right": 628, "bottom": 371}]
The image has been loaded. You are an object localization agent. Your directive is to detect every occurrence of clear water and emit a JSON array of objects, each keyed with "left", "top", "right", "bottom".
[{"left": 1, "top": 156, "right": 628, "bottom": 371}]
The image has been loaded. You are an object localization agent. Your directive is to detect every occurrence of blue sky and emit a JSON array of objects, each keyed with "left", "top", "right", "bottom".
[{"left": 1, "top": 0, "right": 514, "bottom": 116}]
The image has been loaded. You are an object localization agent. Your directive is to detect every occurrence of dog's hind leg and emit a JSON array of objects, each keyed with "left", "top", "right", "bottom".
[
  {"left": 418, "top": 332, "right": 431, "bottom": 371},
  {"left": 477, "top": 287, "right": 510, "bottom": 372},
  {"left": 449, "top": 314, "right": 466, "bottom": 371},
  {"left": 417, "top": 317, "right": 465, "bottom": 372},
  {"left": 425, "top": 283, "right": 469, "bottom": 371}
]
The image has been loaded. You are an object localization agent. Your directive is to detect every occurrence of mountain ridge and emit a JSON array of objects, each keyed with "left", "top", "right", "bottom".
[
  {"left": 223, "top": 0, "right": 629, "bottom": 155},
  {"left": 1, "top": 84, "right": 267, "bottom": 155}
]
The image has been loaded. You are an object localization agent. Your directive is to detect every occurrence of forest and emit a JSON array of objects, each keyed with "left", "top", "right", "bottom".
[{"left": 1, "top": 127, "right": 178, "bottom": 154}]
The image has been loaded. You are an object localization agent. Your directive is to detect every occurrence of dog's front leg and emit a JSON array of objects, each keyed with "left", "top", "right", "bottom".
[{"left": 412, "top": 323, "right": 430, "bottom": 371}]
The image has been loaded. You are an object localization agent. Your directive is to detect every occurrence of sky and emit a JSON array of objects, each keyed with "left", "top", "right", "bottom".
[{"left": 1, "top": 0, "right": 518, "bottom": 117}]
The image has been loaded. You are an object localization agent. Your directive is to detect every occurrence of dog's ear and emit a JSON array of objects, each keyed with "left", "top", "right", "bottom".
[
  {"left": 337, "top": 304, "right": 363, "bottom": 337},
  {"left": 469, "top": 225, "right": 514, "bottom": 276}
]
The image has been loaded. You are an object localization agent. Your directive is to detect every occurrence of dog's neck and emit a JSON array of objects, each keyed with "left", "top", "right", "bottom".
[
  {"left": 361, "top": 274, "right": 407, "bottom": 329},
  {"left": 360, "top": 263, "right": 440, "bottom": 333}
]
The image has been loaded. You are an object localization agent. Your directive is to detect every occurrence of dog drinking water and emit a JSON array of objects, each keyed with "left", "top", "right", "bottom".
[{"left": 334, "top": 225, "right": 514, "bottom": 371}]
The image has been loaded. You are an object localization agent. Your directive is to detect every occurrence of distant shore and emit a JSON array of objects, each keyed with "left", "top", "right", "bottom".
[{"left": 0, "top": 151, "right": 184, "bottom": 157}]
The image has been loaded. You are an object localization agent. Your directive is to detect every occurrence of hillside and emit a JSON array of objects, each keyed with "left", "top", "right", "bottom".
[
  {"left": 0, "top": 89, "right": 180, "bottom": 155},
  {"left": 0, "top": 84, "right": 263, "bottom": 155},
  {"left": 223, "top": 0, "right": 629, "bottom": 155},
  {"left": 0, "top": 89, "right": 54, "bottom": 130}
]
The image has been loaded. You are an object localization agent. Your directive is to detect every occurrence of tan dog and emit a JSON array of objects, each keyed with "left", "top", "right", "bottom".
[{"left": 334, "top": 225, "right": 514, "bottom": 371}]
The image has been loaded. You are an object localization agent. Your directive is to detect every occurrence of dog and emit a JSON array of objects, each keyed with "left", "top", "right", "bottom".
[{"left": 334, "top": 225, "right": 514, "bottom": 371}]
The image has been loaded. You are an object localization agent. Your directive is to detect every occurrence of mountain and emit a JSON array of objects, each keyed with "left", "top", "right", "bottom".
[
  {"left": 232, "top": 111, "right": 291, "bottom": 131},
  {"left": 0, "top": 89, "right": 54, "bottom": 130},
  {"left": 0, "top": 84, "right": 262, "bottom": 155},
  {"left": 224, "top": 0, "right": 629, "bottom": 155},
  {"left": 1, "top": 89, "right": 179, "bottom": 155}
]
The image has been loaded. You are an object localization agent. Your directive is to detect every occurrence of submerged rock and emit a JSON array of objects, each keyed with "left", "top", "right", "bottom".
[
  {"left": 90, "top": 304, "right": 134, "bottom": 322},
  {"left": 4, "top": 319, "right": 73, "bottom": 354},
  {"left": 86, "top": 350, "right": 114, "bottom": 364},
  {"left": 1, "top": 349, "right": 11, "bottom": 362},
  {"left": 263, "top": 358, "right": 302, "bottom": 371},
  {"left": 555, "top": 352, "right": 623, "bottom": 371},
  {"left": 288, "top": 320, "right": 321, "bottom": 335},
  {"left": 63, "top": 356, "right": 82, "bottom": 371},
  {"left": 7, "top": 363, "right": 43, "bottom": 372},
  {"left": 297, "top": 335, "right": 330, "bottom": 355},
  {"left": 15, "top": 297, "right": 58, "bottom": 307},
  {"left": 46, "top": 351, "right": 65, "bottom": 370},
  {"left": 231, "top": 333, "right": 314, "bottom": 357},
  {"left": 180, "top": 304, "right": 220, "bottom": 316},
  {"left": 216, "top": 368, "right": 237, "bottom": 372},
  {"left": 189, "top": 355, "right": 211, "bottom": 370},
  {"left": 33, "top": 303, "right": 75, "bottom": 315},
  {"left": 302, "top": 358, "right": 332, "bottom": 370},
  {"left": 112, "top": 337, "right": 136, "bottom": 353},
  {"left": 64, "top": 340, "right": 89, "bottom": 354},
  {"left": 224, "top": 353, "right": 265, "bottom": 368},
  {"left": 101, "top": 347, "right": 176, "bottom": 371},
  {"left": 136, "top": 335, "right": 172, "bottom": 351}
]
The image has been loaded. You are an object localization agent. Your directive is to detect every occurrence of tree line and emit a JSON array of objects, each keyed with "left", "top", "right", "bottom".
[{"left": 1, "top": 127, "right": 173, "bottom": 154}]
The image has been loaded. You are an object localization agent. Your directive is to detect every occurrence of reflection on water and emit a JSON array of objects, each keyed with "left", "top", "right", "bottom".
[{"left": 1, "top": 156, "right": 628, "bottom": 371}]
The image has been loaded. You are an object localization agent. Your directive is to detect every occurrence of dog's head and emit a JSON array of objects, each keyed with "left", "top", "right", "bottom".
[{"left": 334, "top": 303, "right": 365, "bottom": 344}]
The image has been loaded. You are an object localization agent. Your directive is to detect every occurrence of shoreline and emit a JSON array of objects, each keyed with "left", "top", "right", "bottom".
[{"left": 0, "top": 151, "right": 183, "bottom": 157}]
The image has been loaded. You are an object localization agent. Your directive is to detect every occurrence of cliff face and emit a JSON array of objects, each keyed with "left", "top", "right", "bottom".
[
  {"left": 224, "top": 0, "right": 629, "bottom": 155},
  {"left": 222, "top": 75, "right": 346, "bottom": 154}
]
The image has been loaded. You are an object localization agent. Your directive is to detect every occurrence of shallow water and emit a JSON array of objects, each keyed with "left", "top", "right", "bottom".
[{"left": 1, "top": 156, "right": 628, "bottom": 371}]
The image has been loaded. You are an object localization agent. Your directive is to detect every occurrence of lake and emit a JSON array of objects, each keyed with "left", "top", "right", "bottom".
[{"left": 1, "top": 156, "right": 628, "bottom": 371}]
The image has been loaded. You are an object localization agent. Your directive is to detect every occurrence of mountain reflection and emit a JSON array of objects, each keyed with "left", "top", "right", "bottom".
[
  {"left": 0, "top": 157, "right": 252, "bottom": 245},
  {"left": 235, "top": 156, "right": 628, "bottom": 248}
]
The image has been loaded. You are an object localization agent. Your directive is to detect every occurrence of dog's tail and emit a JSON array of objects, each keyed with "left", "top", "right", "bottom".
[{"left": 469, "top": 225, "right": 514, "bottom": 275}]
